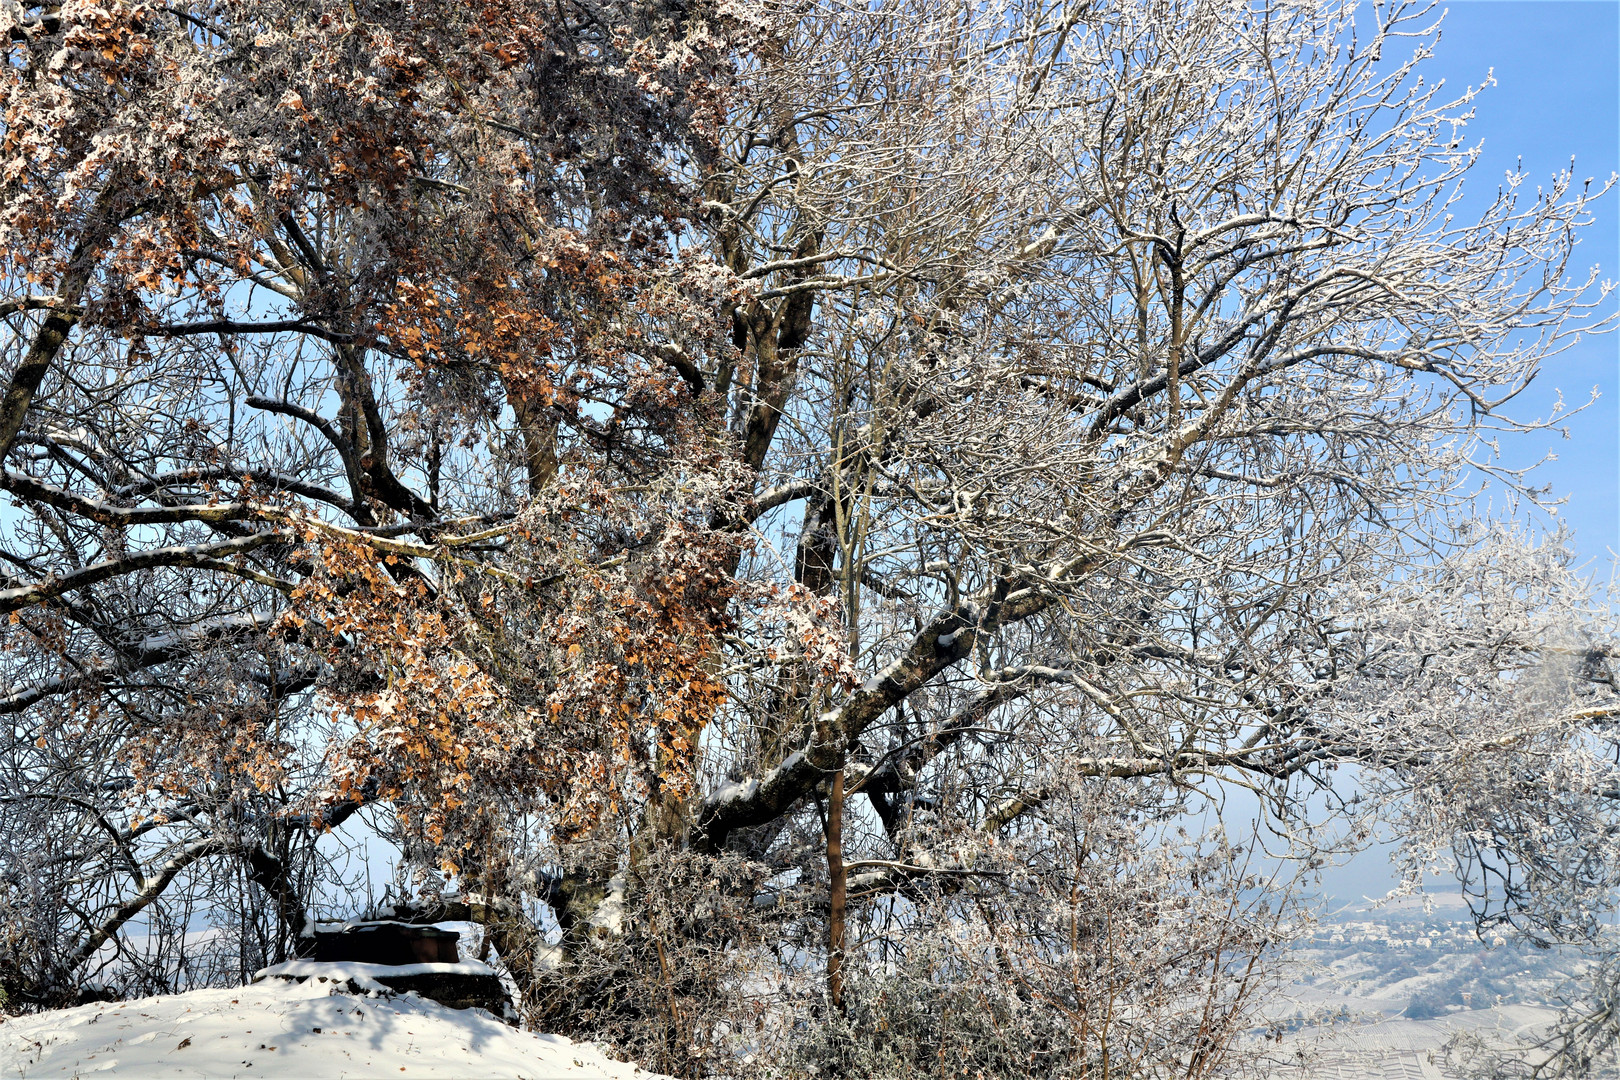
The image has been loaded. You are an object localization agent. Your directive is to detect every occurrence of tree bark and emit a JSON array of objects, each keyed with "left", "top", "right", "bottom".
[{"left": 826, "top": 763, "right": 847, "bottom": 1015}]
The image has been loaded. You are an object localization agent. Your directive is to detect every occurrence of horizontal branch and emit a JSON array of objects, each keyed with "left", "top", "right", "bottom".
[
  {"left": 0, "top": 532, "right": 288, "bottom": 614},
  {"left": 114, "top": 466, "right": 357, "bottom": 513},
  {"left": 150, "top": 319, "right": 355, "bottom": 345},
  {"left": 735, "top": 479, "right": 821, "bottom": 526},
  {"left": 3, "top": 469, "right": 257, "bottom": 526},
  {"left": 0, "top": 612, "right": 276, "bottom": 714},
  {"left": 0, "top": 296, "right": 83, "bottom": 319}
]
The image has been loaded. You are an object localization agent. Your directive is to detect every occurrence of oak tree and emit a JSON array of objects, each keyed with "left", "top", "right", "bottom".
[{"left": 3, "top": 0, "right": 1618, "bottom": 1075}]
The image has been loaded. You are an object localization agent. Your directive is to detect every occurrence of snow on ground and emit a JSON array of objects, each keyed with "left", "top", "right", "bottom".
[
  {"left": 1, "top": 978, "right": 666, "bottom": 1079},
  {"left": 1262, "top": 1005, "right": 1563, "bottom": 1079}
]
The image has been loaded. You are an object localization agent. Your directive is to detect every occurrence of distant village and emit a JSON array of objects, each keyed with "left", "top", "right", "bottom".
[
  {"left": 1257, "top": 903, "right": 1595, "bottom": 1079},
  {"left": 1293, "top": 906, "right": 1581, "bottom": 1019}
]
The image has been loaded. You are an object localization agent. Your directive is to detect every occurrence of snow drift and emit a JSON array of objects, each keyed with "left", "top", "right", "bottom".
[{"left": 1, "top": 978, "right": 665, "bottom": 1079}]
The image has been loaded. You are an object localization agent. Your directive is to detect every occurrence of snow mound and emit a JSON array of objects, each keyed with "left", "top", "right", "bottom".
[{"left": 1, "top": 978, "right": 665, "bottom": 1079}]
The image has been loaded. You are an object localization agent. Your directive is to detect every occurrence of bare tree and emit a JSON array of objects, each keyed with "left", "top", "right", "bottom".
[{"left": 3, "top": 0, "right": 1618, "bottom": 1075}]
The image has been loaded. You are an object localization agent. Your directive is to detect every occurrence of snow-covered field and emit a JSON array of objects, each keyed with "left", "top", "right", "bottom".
[
  {"left": 0, "top": 979, "right": 664, "bottom": 1079},
  {"left": 1255, "top": 898, "right": 1588, "bottom": 1078}
]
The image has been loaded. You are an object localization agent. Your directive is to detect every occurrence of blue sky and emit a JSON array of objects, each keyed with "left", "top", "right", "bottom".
[
  {"left": 1431, "top": 1, "right": 1620, "bottom": 573},
  {"left": 1315, "top": 0, "right": 1620, "bottom": 906}
]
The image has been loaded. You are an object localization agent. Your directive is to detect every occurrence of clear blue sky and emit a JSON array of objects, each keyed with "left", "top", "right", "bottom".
[{"left": 1316, "top": 0, "right": 1620, "bottom": 906}]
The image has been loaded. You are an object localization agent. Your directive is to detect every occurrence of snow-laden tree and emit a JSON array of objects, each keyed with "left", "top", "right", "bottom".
[
  {"left": 0, "top": 0, "right": 767, "bottom": 1010},
  {"left": 2, "top": 0, "right": 1618, "bottom": 1074}
]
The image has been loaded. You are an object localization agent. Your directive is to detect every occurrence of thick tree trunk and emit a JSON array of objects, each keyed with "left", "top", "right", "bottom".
[{"left": 508, "top": 386, "right": 559, "bottom": 496}]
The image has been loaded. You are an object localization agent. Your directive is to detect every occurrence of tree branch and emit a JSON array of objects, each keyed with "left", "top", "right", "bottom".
[{"left": 0, "top": 532, "right": 289, "bottom": 614}]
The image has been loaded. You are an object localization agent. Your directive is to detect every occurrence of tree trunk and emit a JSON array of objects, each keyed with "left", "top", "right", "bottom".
[{"left": 826, "top": 764, "right": 847, "bottom": 1015}]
